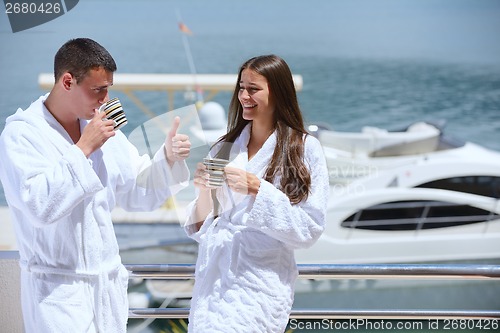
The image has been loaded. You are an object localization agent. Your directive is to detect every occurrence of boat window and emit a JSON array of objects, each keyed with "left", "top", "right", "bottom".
[
  {"left": 415, "top": 176, "right": 500, "bottom": 199},
  {"left": 341, "top": 200, "right": 499, "bottom": 231}
]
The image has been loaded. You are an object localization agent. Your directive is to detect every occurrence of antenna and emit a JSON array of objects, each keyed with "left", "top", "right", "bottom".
[{"left": 176, "top": 10, "right": 204, "bottom": 107}]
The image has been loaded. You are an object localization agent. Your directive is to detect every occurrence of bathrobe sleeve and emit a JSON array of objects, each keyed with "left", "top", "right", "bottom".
[
  {"left": 184, "top": 195, "right": 208, "bottom": 243},
  {"left": 184, "top": 141, "right": 227, "bottom": 242},
  {"left": 0, "top": 122, "right": 104, "bottom": 227},
  {"left": 245, "top": 136, "right": 329, "bottom": 249},
  {"left": 113, "top": 135, "right": 189, "bottom": 212}
]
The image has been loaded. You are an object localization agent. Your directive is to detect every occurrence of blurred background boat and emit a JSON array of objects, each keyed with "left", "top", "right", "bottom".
[{"left": 297, "top": 120, "right": 500, "bottom": 265}]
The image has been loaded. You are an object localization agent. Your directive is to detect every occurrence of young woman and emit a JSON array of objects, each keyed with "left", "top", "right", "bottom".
[{"left": 185, "top": 54, "right": 329, "bottom": 332}]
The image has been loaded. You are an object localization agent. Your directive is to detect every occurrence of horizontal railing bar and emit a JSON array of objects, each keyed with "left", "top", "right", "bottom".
[
  {"left": 298, "top": 264, "right": 500, "bottom": 280},
  {"left": 127, "top": 263, "right": 194, "bottom": 279},
  {"left": 125, "top": 264, "right": 500, "bottom": 280},
  {"left": 128, "top": 308, "right": 500, "bottom": 320}
]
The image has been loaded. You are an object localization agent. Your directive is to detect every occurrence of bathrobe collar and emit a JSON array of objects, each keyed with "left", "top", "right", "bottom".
[
  {"left": 6, "top": 93, "right": 86, "bottom": 145},
  {"left": 230, "top": 123, "right": 277, "bottom": 175}
]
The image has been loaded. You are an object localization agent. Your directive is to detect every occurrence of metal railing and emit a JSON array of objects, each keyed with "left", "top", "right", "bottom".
[{"left": 126, "top": 264, "right": 500, "bottom": 320}]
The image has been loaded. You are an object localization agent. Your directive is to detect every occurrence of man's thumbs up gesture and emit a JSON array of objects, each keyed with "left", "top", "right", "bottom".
[{"left": 165, "top": 116, "right": 191, "bottom": 166}]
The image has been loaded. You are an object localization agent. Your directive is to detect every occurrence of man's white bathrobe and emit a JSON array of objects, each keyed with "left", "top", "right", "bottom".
[
  {"left": 0, "top": 94, "right": 189, "bottom": 333},
  {"left": 185, "top": 124, "right": 329, "bottom": 333}
]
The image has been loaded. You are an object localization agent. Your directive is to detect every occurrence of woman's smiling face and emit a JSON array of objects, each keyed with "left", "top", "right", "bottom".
[{"left": 238, "top": 68, "right": 274, "bottom": 125}]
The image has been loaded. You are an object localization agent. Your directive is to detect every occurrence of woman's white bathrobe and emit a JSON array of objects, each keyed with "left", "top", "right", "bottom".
[
  {"left": 185, "top": 124, "right": 329, "bottom": 333},
  {"left": 0, "top": 94, "right": 189, "bottom": 333}
]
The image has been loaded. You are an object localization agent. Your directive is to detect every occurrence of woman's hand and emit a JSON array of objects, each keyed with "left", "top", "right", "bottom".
[
  {"left": 193, "top": 162, "right": 213, "bottom": 191},
  {"left": 224, "top": 166, "right": 260, "bottom": 196},
  {"left": 191, "top": 162, "right": 215, "bottom": 231}
]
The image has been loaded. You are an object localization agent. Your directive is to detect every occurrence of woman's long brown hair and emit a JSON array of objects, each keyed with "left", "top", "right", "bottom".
[{"left": 215, "top": 55, "right": 311, "bottom": 204}]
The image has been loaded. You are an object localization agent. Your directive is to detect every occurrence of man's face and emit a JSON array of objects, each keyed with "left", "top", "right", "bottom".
[{"left": 70, "top": 67, "right": 114, "bottom": 120}]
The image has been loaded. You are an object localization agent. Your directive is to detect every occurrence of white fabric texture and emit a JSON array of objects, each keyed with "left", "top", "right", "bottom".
[
  {"left": 185, "top": 124, "right": 329, "bottom": 332},
  {"left": 0, "top": 93, "right": 189, "bottom": 333}
]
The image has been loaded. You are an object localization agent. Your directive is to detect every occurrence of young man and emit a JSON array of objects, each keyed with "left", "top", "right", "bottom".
[{"left": 0, "top": 38, "right": 191, "bottom": 332}]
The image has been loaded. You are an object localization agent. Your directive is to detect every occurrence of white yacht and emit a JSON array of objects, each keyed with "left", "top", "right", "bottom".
[{"left": 295, "top": 121, "right": 500, "bottom": 264}]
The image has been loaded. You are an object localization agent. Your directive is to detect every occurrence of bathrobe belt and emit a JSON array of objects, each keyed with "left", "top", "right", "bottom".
[
  {"left": 19, "top": 259, "right": 121, "bottom": 277},
  {"left": 20, "top": 258, "right": 125, "bottom": 332},
  {"left": 198, "top": 215, "right": 243, "bottom": 273}
]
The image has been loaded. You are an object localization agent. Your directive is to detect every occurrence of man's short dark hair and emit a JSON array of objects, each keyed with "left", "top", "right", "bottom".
[{"left": 54, "top": 38, "right": 117, "bottom": 83}]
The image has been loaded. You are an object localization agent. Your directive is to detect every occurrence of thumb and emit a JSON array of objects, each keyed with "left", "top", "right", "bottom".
[{"left": 169, "top": 116, "right": 180, "bottom": 138}]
